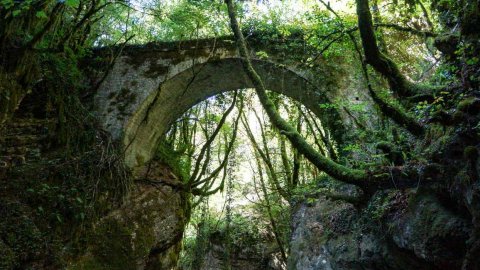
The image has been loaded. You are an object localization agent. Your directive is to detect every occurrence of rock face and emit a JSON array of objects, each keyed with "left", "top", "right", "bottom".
[
  {"left": 195, "top": 228, "right": 285, "bottom": 270},
  {"left": 288, "top": 190, "right": 471, "bottom": 270},
  {"left": 390, "top": 194, "right": 470, "bottom": 269},
  {"left": 69, "top": 177, "right": 190, "bottom": 270},
  {"left": 179, "top": 211, "right": 286, "bottom": 270},
  {"left": 200, "top": 242, "right": 284, "bottom": 270},
  {"left": 0, "top": 114, "right": 190, "bottom": 269}
]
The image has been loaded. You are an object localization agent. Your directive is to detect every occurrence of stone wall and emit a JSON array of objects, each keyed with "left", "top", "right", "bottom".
[{"left": 0, "top": 117, "right": 55, "bottom": 173}]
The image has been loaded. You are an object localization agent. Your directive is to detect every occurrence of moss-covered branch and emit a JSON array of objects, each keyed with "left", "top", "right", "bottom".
[
  {"left": 226, "top": 0, "right": 375, "bottom": 187},
  {"left": 317, "top": 0, "right": 425, "bottom": 137},
  {"left": 241, "top": 113, "right": 290, "bottom": 200},
  {"left": 188, "top": 92, "right": 238, "bottom": 185},
  {"left": 368, "top": 87, "right": 425, "bottom": 137},
  {"left": 355, "top": 0, "right": 437, "bottom": 99}
]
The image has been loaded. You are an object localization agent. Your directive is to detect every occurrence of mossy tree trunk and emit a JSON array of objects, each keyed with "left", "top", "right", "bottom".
[
  {"left": 355, "top": 0, "right": 417, "bottom": 98},
  {"left": 225, "top": 0, "right": 378, "bottom": 188}
]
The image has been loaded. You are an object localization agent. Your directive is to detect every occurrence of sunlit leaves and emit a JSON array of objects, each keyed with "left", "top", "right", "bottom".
[
  {"left": 35, "top": 11, "right": 48, "bottom": 19},
  {"left": 256, "top": 51, "right": 269, "bottom": 59},
  {"left": 63, "top": 0, "right": 80, "bottom": 8},
  {"left": 0, "top": 0, "right": 15, "bottom": 9}
]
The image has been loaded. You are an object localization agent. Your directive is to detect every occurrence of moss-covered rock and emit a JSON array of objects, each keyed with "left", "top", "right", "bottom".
[
  {"left": 390, "top": 194, "right": 470, "bottom": 269},
  {"left": 457, "top": 97, "right": 480, "bottom": 114},
  {"left": 0, "top": 199, "right": 45, "bottom": 269},
  {"left": 0, "top": 239, "right": 16, "bottom": 270},
  {"left": 68, "top": 179, "right": 190, "bottom": 270},
  {"left": 288, "top": 189, "right": 471, "bottom": 270},
  {"left": 145, "top": 241, "right": 182, "bottom": 270}
]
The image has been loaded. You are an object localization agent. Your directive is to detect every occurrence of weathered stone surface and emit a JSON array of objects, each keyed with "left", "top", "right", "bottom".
[
  {"left": 390, "top": 194, "right": 470, "bottom": 269},
  {"left": 200, "top": 243, "right": 284, "bottom": 270},
  {"left": 288, "top": 196, "right": 360, "bottom": 270},
  {"left": 0, "top": 117, "right": 54, "bottom": 168},
  {"left": 0, "top": 114, "right": 190, "bottom": 269},
  {"left": 68, "top": 180, "right": 189, "bottom": 270},
  {"left": 195, "top": 223, "right": 285, "bottom": 270},
  {"left": 145, "top": 241, "right": 182, "bottom": 270},
  {"left": 288, "top": 190, "right": 470, "bottom": 270}
]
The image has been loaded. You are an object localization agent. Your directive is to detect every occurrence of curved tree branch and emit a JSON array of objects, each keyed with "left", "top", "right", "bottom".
[
  {"left": 189, "top": 91, "right": 238, "bottom": 185},
  {"left": 355, "top": 0, "right": 434, "bottom": 99},
  {"left": 319, "top": 0, "right": 425, "bottom": 137},
  {"left": 226, "top": 0, "right": 377, "bottom": 188}
]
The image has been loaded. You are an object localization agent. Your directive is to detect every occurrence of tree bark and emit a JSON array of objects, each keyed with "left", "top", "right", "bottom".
[
  {"left": 225, "top": 0, "right": 375, "bottom": 187},
  {"left": 356, "top": 0, "right": 420, "bottom": 98}
]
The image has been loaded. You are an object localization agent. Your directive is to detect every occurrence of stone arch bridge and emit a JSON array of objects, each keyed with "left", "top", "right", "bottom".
[
  {"left": 93, "top": 37, "right": 370, "bottom": 170},
  {"left": 60, "top": 37, "right": 374, "bottom": 269}
]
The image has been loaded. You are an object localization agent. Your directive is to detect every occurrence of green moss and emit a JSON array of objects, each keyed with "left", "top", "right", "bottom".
[
  {"left": 75, "top": 216, "right": 154, "bottom": 269},
  {"left": 70, "top": 184, "right": 189, "bottom": 270},
  {"left": 156, "top": 140, "right": 190, "bottom": 183},
  {"left": 464, "top": 146, "right": 478, "bottom": 160},
  {"left": 67, "top": 257, "right": 109, "bottom": 270},
  {"left": 452, "top": 111, "right": 466, "bottom": 122},
  {"left": 457, "top": 97, "right": 479, "bottom": 113},
  {"left": 0, "top": 240, "right": 16, "bottom": 270}
]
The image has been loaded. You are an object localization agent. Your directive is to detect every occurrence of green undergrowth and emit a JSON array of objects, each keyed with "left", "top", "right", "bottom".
[
  {"left": 1, "top": 139, "right": 133, "bottom": 267},
  {"left": 155, "top": 140, "right": 191, "bottom": 183},
  {"left": 0, "top": 50, "right": 134, "bottom": 268},
  {"left": 179, "top": 211, "right": 269, "bottom": 269}
]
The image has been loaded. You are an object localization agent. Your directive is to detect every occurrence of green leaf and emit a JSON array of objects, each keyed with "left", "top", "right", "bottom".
[
  {"left": 466, "top": 57, "right": 479, "bottom": 65},
  {"left": 12, "top": 10, "right": 21, "bottom": 17},
  {"left": 36, "top": 11, "right": 47, "bottom": 19},
  {"left": 256, "top": 51, "right": 269, "bottom": 59},
  {"left": 65, "top": 0, "right": 79, "bottom": 7},
  {"left": 1, "top": 0, "right": 14, "bottom": 9}
]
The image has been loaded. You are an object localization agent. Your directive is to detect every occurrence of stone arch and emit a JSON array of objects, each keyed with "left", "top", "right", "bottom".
[
  {"left": 125, "top": 58, "right": 346, "bottom": 168},
  {"left": 94, "top": 43, "right": 366, "bottom": 169}
]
